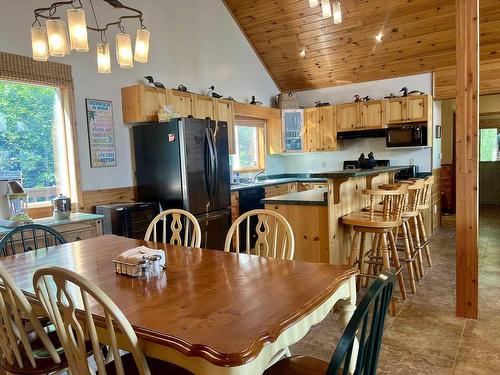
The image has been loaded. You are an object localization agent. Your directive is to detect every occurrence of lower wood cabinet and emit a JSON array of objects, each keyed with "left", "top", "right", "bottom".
[
  {"left": 264, "top": 183, "right": 297, "bottom": 198},
  {"left": 298, "top": 182, "right": 327, "bottom": 192}
]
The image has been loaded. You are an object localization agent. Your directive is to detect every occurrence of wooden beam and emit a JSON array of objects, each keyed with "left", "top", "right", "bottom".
[{"left": 455, "top": 0, "right": 479, "bottom": 319}]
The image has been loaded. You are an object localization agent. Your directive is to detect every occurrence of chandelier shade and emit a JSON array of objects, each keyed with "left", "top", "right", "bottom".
[
  {"left": 31, "top": 26, "right": 49, "bottom": 61},
  {"left": 134, "top": 28, "right": 150, "bottom": 63},
  {"left": 67, "top": 8, "right": 89, "bottom": 52},
  {"left": 332, "top": 1, "right": 342, "bottom": 24},
  {"left": 97, "top": 42, "right": 111, "bottom": 73},
  {"left": 46, "top": 19, "right": 69, "bottom": 57},
  {"left": 116, "top": 33, "right": 133, "bottom": 68},
  {"left": 308, "top": 0, "right": 319, "bottom": 7},
  {"left": 321, "top": 0, "right": 332, "bottom": 18}
]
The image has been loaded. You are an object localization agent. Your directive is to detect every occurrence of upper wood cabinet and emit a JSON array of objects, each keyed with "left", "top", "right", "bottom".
[
  {"left": 121, "top": 85, "right": 167, "bottom": 123},
  {"left": 336, "top": 100, "right": 385, "bottom": 132},
  {"left": 193, "top": 95, "right": 216, "bottom": 119},
  {"left": 169, "top": 90, "right": 193, "bottom": 117},
  {"left": 216, "top": 100, "right": 235, "bottom": 154},
  {"left": 304, "top": 106, "right": 337, "bottom": 152},
  {"left": 386, "top": 95, "right": 430, "bottom": 124}
]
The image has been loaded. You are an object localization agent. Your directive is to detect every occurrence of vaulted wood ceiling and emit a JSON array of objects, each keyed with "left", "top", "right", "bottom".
[{"left": 223, "top": 0, "right": 500, "bottom": 92}]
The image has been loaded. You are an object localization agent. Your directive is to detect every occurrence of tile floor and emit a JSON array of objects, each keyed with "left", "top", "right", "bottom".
[{"left": 291, "top": 205, "right": 500, "bottom": 374}]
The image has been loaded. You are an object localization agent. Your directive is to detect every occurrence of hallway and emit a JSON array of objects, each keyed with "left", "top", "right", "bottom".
[{"left": 291, "top": 205, "right": 500, "bottom": 374}]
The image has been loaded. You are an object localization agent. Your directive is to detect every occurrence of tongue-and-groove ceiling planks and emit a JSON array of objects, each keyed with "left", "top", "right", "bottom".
[{"left": 223, "top": 0, "right": 500, "bottom": 92}]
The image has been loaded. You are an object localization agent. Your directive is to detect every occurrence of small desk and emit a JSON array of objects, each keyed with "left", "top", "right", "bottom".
[{"left": 0, "top": 235, "right": 357, "bottom": 375}]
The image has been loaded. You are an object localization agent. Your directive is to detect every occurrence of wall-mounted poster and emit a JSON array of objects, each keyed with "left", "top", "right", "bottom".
[{"left": 86, "top": 99, "right": 117, "bottom": 168}]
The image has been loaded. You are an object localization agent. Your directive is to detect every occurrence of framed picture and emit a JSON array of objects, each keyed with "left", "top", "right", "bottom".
[{"left": 86, "top": 99, "right": 117, "bottom": 168}]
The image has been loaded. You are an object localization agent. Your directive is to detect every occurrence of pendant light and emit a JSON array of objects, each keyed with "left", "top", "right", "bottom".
[
  {"left": 31, "top": 26, "right": 49, "bottom": 61},
  {"left": 134, "top": 28, "right": 150, "bottom": 63},
  {"left": 97, "top": 43, "right": 111, "bottom": 73},
  {"left": 46, "top": 19, "right": 69, "bottom": 57},
  {"left": 308, "top": 0, "right": 319, "bottom": 7},
  {"left": 321, "top": 0, "right": 332, "bottom": 18},
  {"left": 332, "top": 1, "right": 342, "bottom": 24},
  {"left": 116, "top": 32, "right": 133, "bottom": 68},
  {"left": 67, "top": 8, "right": 89, "bottom": 52}
]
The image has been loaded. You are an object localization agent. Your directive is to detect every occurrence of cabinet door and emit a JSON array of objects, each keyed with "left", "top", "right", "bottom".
[
  {"left": 336, "top": 103, "right": 359, "bottom": 131},
  {"left": 193, "top": 95, "right": 216, "bottom": 119},
  {"left": 320, "top": 106, "right": 336, "bottom": 151},
  {"left": 143, "top": 88, "right": 167, "bottom": 122},
  {"left": 407, "top": 96, "right": 428, "bottom": 122},
  {"left": 386, "top": 98, "right": 406, "bottom": 124},
  {"left": 361, "top": 100, "right": 385, "bottom": 129},
  {"left": 216, "top": 100, "right": 235, "bottom": 154},
  {"left": 121, "top": 85, "right": 166, "bottom": 123},
  {"left": 304, "top": 108, "right": 321, "bottom": 152},
  {"left": 171, "top": 92, "right": 193, "bottom": 117},
  {"left": 282, "top": 109, "right": 304, "bottom": 152},
  {"left": 266, "top": 118, "right": 283, "bottom": 154}
]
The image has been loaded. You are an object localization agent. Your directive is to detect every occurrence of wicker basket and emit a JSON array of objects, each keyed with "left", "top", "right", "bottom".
[{"left": 276, "top": 92, "right": 299, "bottom": 109}]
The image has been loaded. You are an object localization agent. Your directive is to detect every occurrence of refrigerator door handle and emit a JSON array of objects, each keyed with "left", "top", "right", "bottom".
[
  {"left": 205, "top": 128, "right": 217, "bottom": 198},
  {"left": 209, "top": 127, "right": 219, "bottom": 190},
  {"left": 204, "top": 129, "right": 212, "bottom": 196}
]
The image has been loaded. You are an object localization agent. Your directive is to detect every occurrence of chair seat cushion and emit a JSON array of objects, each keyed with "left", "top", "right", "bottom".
[
  {"left": 103, "top": 352, "right": 193, "bottom": 375},
  {"left": 264, "top": 356, "right": 329, "bottom": 375},
  {"left": 342, "top": 212, "right": 402, "bottom": 228}
]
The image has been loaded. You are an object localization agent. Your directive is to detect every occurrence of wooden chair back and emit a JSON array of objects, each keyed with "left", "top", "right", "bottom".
[
  {"left": 418, "top": 175, "right": 434, "bottom": 210},
  {"left": 381, "top": 180, "right": 424, "bottom": 216},
  {"left": 0, "top": 264, "right": 61, "bottom": 370},
  {"left": 0, "top": 224, "right": 66, "bottom": 256},
  {"left": 33, "top": 266, "right": 151, "bottom": 375},
  {"left": 327, "top": 272, "right": 395, "bottom": 375},
  {"left": 224, "top": 209, "right": 295, "bottom": 260},
  {"left": 362, "top": 185, "right": 408, "bottom": 223},
  {"left": 144, "top": 209, "right": 201, "bottom": 248}
]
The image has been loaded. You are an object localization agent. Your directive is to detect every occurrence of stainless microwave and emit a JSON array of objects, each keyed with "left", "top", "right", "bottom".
[{"left": 386, "top": 125, "right": 427, "bottom": 148}]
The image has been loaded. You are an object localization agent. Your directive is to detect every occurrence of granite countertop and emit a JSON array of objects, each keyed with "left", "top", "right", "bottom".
[
  {"left": 0, "top": 213, "right": 104, "bottom": 235},
  {"left": 230, "top": 174, "right": 327, "bottom": 192},
  {"left": 262, "top": 187, "right": 328, "bottom": 206},
  {"left": 311, "top": 166, "right": 409, "bottom": 179}
]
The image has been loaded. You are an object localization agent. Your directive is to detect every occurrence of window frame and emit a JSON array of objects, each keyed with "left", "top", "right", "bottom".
[{"left": 233, "top": 118, "right": 266, "bottom": 173}]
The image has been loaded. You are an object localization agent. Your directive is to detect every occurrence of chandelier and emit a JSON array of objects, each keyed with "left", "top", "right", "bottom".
[
  {"left": 308, "top": 0, "right": 342, "bottom": 24},
  {"left": 31, "top": 0, "right": 150, "bottom": 73}
]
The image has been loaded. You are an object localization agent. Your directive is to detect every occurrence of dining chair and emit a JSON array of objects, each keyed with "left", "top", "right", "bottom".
[
  {"left": 224, "top": 209, "right": 295, "bottom": 260},
  {"left": 144, "top": 209, "right": 202, "bottom": 248},
  {"left": 0, "top": 263, "right": 66, "bottom": 374},
  {"left": 0, "top": 224, "right": 67, "bottom": 257},
  {"left": 33, "top": 266, "right": 192, "bottom": 375},
  {"left": 264, "top": 271, "right": 395, "bottom": 375}
]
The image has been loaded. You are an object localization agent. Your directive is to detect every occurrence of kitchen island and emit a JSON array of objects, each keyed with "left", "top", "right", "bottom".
[{"left": 264, "top": 166, "right": 408, "bottom": 265}]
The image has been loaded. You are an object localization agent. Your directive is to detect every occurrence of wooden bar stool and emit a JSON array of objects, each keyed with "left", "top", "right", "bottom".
[
  {"left": 342, "top": 185, "right": 408, "bottom": 309},
  {"left": 417, "top": 175, "right": 434, "bottom": 268}
]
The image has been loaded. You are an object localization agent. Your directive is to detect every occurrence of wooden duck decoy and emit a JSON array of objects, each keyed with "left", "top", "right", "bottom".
[
  {"left": 315, "top": 101, "right": 330, "bottom": 107},
  {"left": 207, "top": 85, "right": 223, "bottom": 99},
  {"left": 353, "top": 95, "right": 362, "bottom": 102},
  {"left": 400, "top": 87, "right": 425, "bottom": 97},
  {"left": 362, "top": 96, "right": 371, "bottom": 102},
  {"left": 384, "top": 93, "right": 397, "bottom": 99},
  {"left": 250, "top": 96, "right": 263, "bottom": 105},
  {"left": 144, "top": 76, "right": 165, "bottom": 88}
]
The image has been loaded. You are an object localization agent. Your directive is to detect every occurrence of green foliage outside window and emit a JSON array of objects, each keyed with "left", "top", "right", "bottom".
[
  {"left": 0, "top": 81, "right": 57, "bottom": 189},
  {"left": 236, "top": 125, "right": 258, "bottom": 168},
  {"left": 480, "top": 128, "right": 499, "bottom": 162}
]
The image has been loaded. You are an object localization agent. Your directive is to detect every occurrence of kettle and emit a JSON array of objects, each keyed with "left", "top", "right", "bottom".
[{"left": 52, "top": 194, "right": 71, "bottom": 220}]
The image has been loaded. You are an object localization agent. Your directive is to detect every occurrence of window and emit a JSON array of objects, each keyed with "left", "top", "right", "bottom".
[
  {"left": 480, "top": 128, "right": 500, "bottom": 162},
  {"left": 0, "top": 80, "right": 76, "bottom": 204},
  {"left": 233, "top": 119, "right": 265, "bottom": 172}
]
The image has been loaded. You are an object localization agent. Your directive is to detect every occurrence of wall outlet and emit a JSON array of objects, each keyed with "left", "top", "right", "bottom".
[{"left": 321, "top": 161, "right": 326, "bottom": 168}]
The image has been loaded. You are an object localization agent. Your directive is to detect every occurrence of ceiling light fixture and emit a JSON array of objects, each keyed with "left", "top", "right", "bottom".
[
  {"left": 31, "top": 0, "right": 150, "bottom": 73},
  {"left": 321, "top": 0, "right": 332, "bottom": 18},
  {"left": 308, "top": 0, "right": 319, "bottom": 7},
  {"left": 375, "top": 33, "right": 383, "bottom": 42},
  {"left": 332, "top": 1, "right": 342, "bottom": 24}
]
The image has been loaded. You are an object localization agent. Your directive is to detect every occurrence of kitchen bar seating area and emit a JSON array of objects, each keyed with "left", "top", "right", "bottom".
[{"left": 0, "top": 0, "right": 498, "bottom": 374}]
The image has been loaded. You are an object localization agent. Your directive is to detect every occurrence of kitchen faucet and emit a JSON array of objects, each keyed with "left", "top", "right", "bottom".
[{"left": 250, "top": 171, "right": 265, "bottom": 183}]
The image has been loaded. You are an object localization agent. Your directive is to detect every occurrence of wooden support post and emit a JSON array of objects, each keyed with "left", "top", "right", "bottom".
[{"left": 455, "top": 0, "right": 479, "bottom": 319}]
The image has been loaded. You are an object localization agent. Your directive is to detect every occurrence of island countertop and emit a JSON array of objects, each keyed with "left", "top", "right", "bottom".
[
  {"left": 262, "top": 187, "right": 328, "bottom": 206},
  {"left": 310, "top": 166, "right": 409, "bottom": 179}
]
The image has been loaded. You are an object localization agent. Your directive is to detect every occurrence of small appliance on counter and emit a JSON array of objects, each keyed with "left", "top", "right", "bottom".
[
  {"left": 0, "top": 172, "right": 32, "bottom": 226},
  {"left": 52, "top": 194, "right": 72, "bottom": 220},
  {"left": 395, "top": 165, "right": 419, "bottom": 181},
  {"left": 343, "top": 159, "right": 390, "bottom": 170}
]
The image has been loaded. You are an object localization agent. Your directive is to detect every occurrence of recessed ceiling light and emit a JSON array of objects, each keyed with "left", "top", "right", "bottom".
[
  {"left": 375, "top": 33, "right": 383, "bottom": 42},
  {"left": 299, "top": 49, "right": 306, "bottom": 57}
]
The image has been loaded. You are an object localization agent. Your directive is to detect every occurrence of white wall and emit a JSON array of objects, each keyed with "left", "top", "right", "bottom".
[
  {"left": 0, "top": 0, "right": 278, "bottom": 190},
  {"left": 267, "top": 73, "right": 435, "bottom": 175}
]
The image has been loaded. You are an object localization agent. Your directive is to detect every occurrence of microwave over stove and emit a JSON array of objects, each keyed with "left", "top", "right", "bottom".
[{"left": 386, "top": 124, "right": 427, "bottom": 148}]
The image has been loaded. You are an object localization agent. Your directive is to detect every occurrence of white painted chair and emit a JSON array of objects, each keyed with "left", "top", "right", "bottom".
[
  {"left": 0, "top": 264, "right": 63, "bottom": 374},
  {"left": 224, "top": 209, "right": 295, "bottom": 260},
  {"left": 33, "top": 266, "right": 191, "bottom": 375},
  {"left": 144, "top": 209, "right": 202, "bottom": 248}
]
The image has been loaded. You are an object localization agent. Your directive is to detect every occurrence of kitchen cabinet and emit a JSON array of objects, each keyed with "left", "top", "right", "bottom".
[
  {"left": 337, "top": 100, "right": 385, "bottom": 131},
  {"left": 230, "top": 191, "right": 239, "bottom": 222},
  {"left": 193, "top": 95, "right": 216, "bottom": 119},
  {"left": 265, "top": 183, "right": 297, "bottom": 198},
  {"left": 170, "top": 90, "right": 193, "bottom": 117},
  {"left": 386, "top": 95, "right": 430, "bottom": 123},
  {"left": 267, "top": 118, "right": 283, "bottom": 154},
  {"left": 298, "top": 182, "right": 327, "bottom": 191},
  {"left": 282, "top": 109, "right": 304, "bottom": 152},
  {"left": 216, "top": 100, "right": 236, "bottom": 154},
  {"left": 121, "top": 85, "right": 167, "bottom": 123},
  {"left": 304, "top": 106, "right": 337, "bottom": 152}
]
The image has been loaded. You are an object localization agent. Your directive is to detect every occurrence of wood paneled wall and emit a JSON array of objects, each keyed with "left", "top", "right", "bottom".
[
  {"left": 79, "top": 187, "right": 137, "bottom": 213},
  {"left": 433, "top": 59, "right": 500, "bottom": 100},
  {"left": 440, "top": 164, "right": 455, "bottom": 213}
]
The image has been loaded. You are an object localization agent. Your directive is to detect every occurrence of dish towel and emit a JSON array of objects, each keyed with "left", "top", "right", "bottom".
[{"left": 115, "top": 246, "right": 166, "bottom": 276}]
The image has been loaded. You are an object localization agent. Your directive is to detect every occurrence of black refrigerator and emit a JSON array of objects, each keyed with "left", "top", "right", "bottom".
[{"left": 133, "top": 118, "right": 231, "bottom": 250}]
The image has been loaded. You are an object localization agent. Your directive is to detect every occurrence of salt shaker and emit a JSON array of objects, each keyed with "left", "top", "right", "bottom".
[
  {"left": 137, "top": 258, "right": 151, "bottom": 279},
  {"left": 148, "top": 254, "right": 162, "bottom": 276}
]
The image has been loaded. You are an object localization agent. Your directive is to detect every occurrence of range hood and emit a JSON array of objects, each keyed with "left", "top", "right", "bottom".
[{"left": 337, "top": 129, "right": 386, "bottom": 139}]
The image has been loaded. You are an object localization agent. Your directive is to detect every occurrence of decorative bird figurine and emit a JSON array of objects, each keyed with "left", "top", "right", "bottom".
[
  {"left": 250, "top": 96, "right": 262, "bottom": 105},
  {"left": 400, "top": 87, "right": 409, "bottom": 97},
  {"left": 315, "top": 101, "right": 330, "bottom": 107},
  {"left": 353, "top": 95, "right": 362, "bottom": 102},
  {"left": 362, "top": 96, "right": 371, "bottom": 102},
  {"left": 177, "top": 84, "right": 187, "bottom": 92},
  {"left": 400, "top": 87, "right": 425, "bottom": 97},
  {"left": 144, "top": 76, "right": 165, "bottom": 88},
  {"left": 207, "top": 85, "right": 223, "bottom": 99},
  {"left": 384, "top": 93, "right": 396, "bottom": 99}
]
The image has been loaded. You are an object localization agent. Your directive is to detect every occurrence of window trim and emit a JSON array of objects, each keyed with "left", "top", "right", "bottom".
[{"left": 233, "top": 118, "right": 266, "bottom": 172}]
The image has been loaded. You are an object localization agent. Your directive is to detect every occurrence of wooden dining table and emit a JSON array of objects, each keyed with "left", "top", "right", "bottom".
[{"left": 0, "top": 234, "right": 358, "bottom": 375}]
